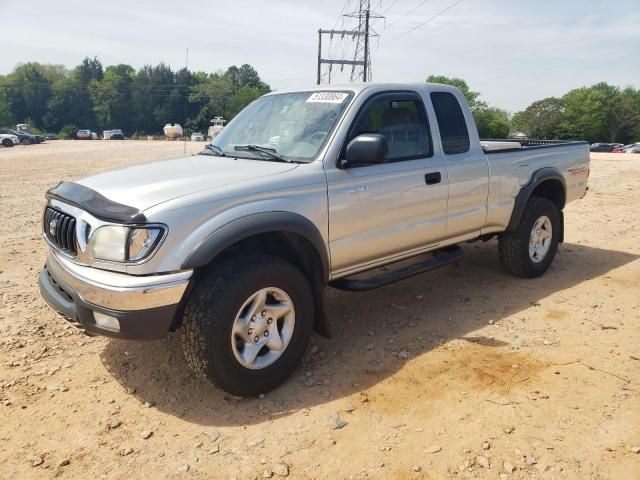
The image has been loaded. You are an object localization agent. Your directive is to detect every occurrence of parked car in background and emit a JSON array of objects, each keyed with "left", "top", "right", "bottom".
[
  {"left": 44, "top": 133, "right": 58, "bottom": 140},
  {"left": 109, "top": 129, "right": 124, "bottom": 140},
  {"left": 191, "top": 132, "right": 205, "bottom": 142},
  {"left": 0, "top": 128, "right": 39, "bottom": 144},
  {"left": 15, "top": 124, "right": 45, "bottom": 143},
  {"left": 589, "top": 143, "right": 615, "bottom": 152},
  {"left": 613, "top": 143, "right": 638, "bottom": 153},
  {"left": 77, "top": 130, "right": 93, "bottom": 140},
  {"left": 1, "top": 133, "right": 19, "bottom": 147},
  {"left": 624, "top": 144, "right": 640, "bottom": 154}
]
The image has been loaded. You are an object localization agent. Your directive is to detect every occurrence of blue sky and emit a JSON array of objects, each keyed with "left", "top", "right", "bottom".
[{"left": 1, "top": 0, "right": 638, "bottom": 111}]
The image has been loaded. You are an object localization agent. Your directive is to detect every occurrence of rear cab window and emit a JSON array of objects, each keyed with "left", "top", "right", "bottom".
[{"left": 430, "top": 92, "right": 470, "bottom": 155}]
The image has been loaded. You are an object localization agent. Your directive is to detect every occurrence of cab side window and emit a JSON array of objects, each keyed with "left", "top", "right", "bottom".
[
  {"left": 349, "top": 95, "right": 433, "bottom": 162},
  {"left": 430, "top": 92, "right": 470, "bottom": 155}
]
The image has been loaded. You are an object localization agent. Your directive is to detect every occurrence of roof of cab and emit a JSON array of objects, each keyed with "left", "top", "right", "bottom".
[{"left": 265, "top": 82, "right": 462, "bottom": 97}]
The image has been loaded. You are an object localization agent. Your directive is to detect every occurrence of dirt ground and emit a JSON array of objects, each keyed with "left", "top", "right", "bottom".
[{"left": 0, "top": 141, "right": 639, "bottom": 480}]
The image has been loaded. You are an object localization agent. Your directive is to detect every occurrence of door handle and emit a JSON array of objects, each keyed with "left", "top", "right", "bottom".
[{"left": 424, "top": 172, "right": 441, "bottom": 185}]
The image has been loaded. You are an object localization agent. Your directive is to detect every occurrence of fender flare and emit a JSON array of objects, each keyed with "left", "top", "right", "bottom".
[
  {"left": 181, "top": 211, "right": 330, "bottom": 281},
  {"left": 507, "top": 167, "right": 566, "bottom": 232}
]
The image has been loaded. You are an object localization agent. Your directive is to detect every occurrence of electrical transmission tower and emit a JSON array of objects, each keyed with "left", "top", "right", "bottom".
[{"left": 317, "top": 0, "right": 383, "bottom": 84}]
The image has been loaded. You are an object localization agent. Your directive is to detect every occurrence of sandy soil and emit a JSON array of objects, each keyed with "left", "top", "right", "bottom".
[{"left": 0, "top": 141, "right": 639, "bottom": 480}]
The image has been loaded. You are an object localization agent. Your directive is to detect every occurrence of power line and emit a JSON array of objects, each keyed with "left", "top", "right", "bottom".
[
  {"left": 381, "top": 0, "right": 464, "bottom": 45},
  {"left": 332, "top": 0, "right": 352, "bottom": 29},
  {"left": 385, "top": 0, "right": 433, "bottom": 28},
  {"left": 381, "top": 0, "right": 401, "bottom": 15},
  {"left": 328, "top": 0, "right": 352, "bottom": 60}
]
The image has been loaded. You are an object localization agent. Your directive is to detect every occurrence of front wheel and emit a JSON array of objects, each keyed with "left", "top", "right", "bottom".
[
  {"left": 180, "top": 254, "right": 314, "bottom": 396},
  {"left": 498, "top": 197, "right": 561, "bottom": 278},
  {"left": 2, "top": 139, "right": 13, "bottom": 147}
]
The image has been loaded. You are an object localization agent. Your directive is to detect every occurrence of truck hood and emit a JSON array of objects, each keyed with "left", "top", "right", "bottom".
[{"left": 77, "top": 155, "right": 298, "bottom": 211}]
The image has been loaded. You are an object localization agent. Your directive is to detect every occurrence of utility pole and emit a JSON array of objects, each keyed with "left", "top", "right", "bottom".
[
  {"left": 316, "top": 0, "right": 383, "bottom": 84},
  {"left": 317, "top": 29, "right": 321, "bottom": 85},
  {"left": 316, "top": 29, "right": 366, "bottom": 84},
  {"left": 183, "top": 47, "right": 188, "bottom": 154},
  {"left": 363, "top": 9, "right": 369, "bottom": 82}
]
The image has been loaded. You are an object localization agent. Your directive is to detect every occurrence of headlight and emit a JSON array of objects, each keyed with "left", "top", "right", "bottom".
[
  {"left": 89, "top": 226, "right": 165, "bottom": 262},
  {"left": 128, "top": 228, "right": 163, "bottom": 261},
  {"left": 89, "top": 226, "right": 128, "bottom": 261}
]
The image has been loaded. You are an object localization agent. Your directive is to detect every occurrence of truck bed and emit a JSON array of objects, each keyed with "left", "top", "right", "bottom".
[{"left": 481, "top": 139, "right": 588, "bottom": 153}]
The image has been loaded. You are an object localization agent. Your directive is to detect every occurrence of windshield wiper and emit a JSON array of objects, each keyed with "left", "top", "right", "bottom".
[
  {"left": 233, "top": 144, "right": 292, "bottom": 163},
  {"left": 201, "top": 144, "right": 226, "bottom": 156}
]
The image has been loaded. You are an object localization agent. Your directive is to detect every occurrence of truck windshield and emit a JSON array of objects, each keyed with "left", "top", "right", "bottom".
[{"left": 205, "top": 91, "right": 353, "bottom": 162}]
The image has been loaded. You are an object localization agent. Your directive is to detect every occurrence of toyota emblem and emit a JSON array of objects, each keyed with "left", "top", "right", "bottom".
[{"left": 49, "top": 218, "right": 58, "bottom": 237}]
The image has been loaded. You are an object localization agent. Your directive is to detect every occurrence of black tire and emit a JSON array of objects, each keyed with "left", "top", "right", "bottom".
[
  {"left": 498, "top": 197, "right": 561, "bottom": 278},
  {"left": 2, "top": 139, "right": 13, "bottom": 148},
  {"left": 20, "top": 138, "right": 31, "bottom": 145},
  {"left": 181, "top": 254, "right": 314, "bottom": 396}
]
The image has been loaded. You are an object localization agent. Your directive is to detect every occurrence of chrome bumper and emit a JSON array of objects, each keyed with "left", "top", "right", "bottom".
[{"left": 46, "top": 251, "right": 192, "bottom": 311}]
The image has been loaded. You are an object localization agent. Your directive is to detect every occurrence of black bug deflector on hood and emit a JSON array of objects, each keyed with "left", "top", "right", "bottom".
[{"left": 46, "top": 181, "right": 146, "bottom": 224}]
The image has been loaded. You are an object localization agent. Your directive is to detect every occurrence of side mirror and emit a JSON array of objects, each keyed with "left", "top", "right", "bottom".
[{"left": 342, "top": 133, "right": 388, "bottom": 168}]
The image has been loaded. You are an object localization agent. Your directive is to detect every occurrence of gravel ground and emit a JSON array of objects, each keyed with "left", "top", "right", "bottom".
[{"left": 0, "top": 141, "right": 639, "bottom": 479}]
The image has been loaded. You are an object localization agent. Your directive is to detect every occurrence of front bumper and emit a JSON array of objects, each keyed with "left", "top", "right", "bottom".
[{"left": 39, "top": 252, "right": 192, "bottom": 339}]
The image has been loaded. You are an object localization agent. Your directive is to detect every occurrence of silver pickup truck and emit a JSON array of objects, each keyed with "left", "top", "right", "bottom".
[{"left": 39, "top": 83, "right": 590, "bottom": 395}]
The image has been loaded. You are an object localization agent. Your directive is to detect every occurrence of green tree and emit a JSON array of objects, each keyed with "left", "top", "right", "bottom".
[
  {"left": 474, "top": 107, "right": 511, "bottom": 138},
  {"left": 1, "top": 58, "right": 270, "bottom": 136},
  {"left": 605, "top": 87, "right": 639, "bottom": 143},
  {"left": 66, "top": 57, "right": 104, "bottom": 130},
  {"left": 89, "top": 64, "right": 135, "bottom": 132},
  {"left": 512, "top": 97, "right": 564, "bottom": 139},
  {"left": 189, "top": 72, "right": 233, "bottom": 132},
  {"left": 559, "top": 82, "right": 617, "bottom": 142},
  {"left": 0, "top": 78, "right": 13, "bottom": 126},
  {"left": 5, "top": 63, "right": 55, "bottom": 128},
  {"left": 426, "top": 75, "right": 486, "bottom": 111},
  {"left": 190, "top": 65, "right": 270, "bottom": 133},
  {"left": 58, "top": 123, "right": 78, "bottom": 139},
  {"left": 226, "top": 84, "right": 269, "bottom": 120},
  {"left": 44, "top": 77, "right": 83, "bottom": 132}
]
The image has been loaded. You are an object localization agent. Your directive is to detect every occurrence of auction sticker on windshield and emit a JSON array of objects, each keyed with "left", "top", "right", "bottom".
[{"left": 306, "top": 92, "right": 349, "bottom": 103}]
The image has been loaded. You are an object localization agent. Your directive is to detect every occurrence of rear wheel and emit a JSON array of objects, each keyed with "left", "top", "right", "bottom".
[
  {"left": 498, "top": 197, "right": 561, "bottom": 278},
  {"left": 181, "top": 254, "right": 314, "bottom": 396},
  {"left": 2, "top": 138, "right": 13, "bottom": 147}
]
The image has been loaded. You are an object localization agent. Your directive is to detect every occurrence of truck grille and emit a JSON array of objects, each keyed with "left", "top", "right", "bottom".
[{"left": 43, "top": 207, "right": 77, "bottom": 255}]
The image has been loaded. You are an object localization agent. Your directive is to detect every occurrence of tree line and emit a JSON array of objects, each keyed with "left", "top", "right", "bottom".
[
  {"left": 427, "top": 75, "right": 640, "bottom": 143},
  {"left": 1, "top": 57, "right": 638, "bottom": 143},
  {"left": 0, "top": 57, "right": 270, "bottom": 137}
]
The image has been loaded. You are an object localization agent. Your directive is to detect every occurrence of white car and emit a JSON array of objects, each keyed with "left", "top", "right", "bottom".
[
  {"left": 624, "top": 144, "right": 640, "bottom": 154},
  {"left": 1, "top": 133, "right": 19, "bottom": 147},
  {"left": 191, "top": 132, "right": 205, "bottom": 142}
]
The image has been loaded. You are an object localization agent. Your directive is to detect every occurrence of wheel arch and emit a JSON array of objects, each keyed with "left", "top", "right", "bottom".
[
  {"left": 507, "top": 167, "right": 566, "bottom": 233},
  {"left": 181, "top": 212, "right": 331, "bottom": 337}
]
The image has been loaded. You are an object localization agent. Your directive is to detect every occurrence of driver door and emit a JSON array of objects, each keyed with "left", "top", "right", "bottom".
[{"left": 326, "top": 91, "right": 449, "bottom": 275}]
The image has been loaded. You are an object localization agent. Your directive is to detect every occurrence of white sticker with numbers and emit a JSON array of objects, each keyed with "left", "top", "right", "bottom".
[{"left": 306, "top": 92, "right": 349, "bottom": 103}]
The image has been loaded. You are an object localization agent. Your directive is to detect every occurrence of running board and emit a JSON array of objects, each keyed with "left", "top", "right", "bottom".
[{"left": 330, "top": 245, "right": 463, "bottom": 291}]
